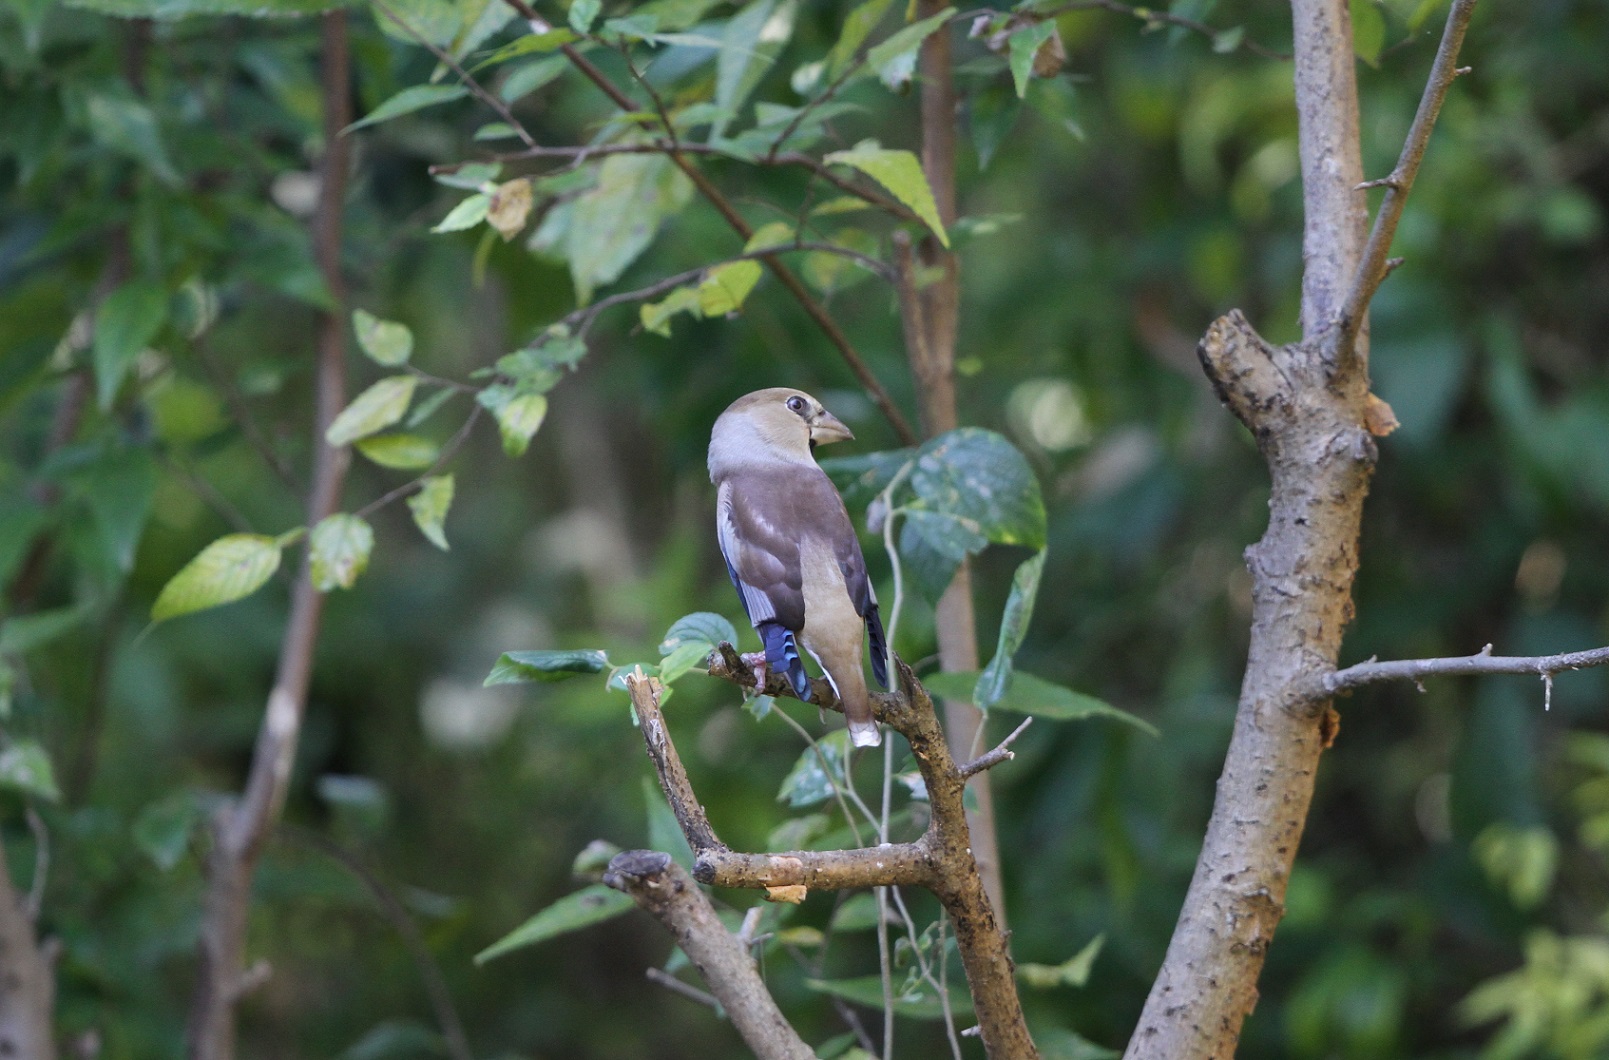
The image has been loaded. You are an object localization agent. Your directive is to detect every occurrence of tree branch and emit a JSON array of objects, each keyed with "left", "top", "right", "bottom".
[
  {"left": 1333, "top": 0, "right": 1477, "bottom": 362},
  {"left": 186, "top": 15, "right": 352, "bottom": 1058},
  {"left": 959, "top": 718, "right": 1032, "bottom": 779},
  {"left": 1318, "top": 643, "right": 1609, "bottom": 697},
  {"left": 603, "top": 851, "right": 816, "bottom": 1060},
  {"left": 0, "top": 831, "right": 55, "bottom": 1060}
]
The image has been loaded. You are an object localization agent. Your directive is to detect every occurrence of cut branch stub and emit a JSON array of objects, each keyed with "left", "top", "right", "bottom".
[{"left": 1195, "top": 310, "right": 1293, "bottom": 440}]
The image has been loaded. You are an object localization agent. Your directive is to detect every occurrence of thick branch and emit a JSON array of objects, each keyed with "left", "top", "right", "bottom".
[
  {"left": 186, "top": 15, "right": 352, "bottom": 1059},
  {"left": 1334, "top": 0, "right": 1477, "bottom": 359},
  {"left": 1319, "top": 643, "right": 1609, "bottom": 696},
  {"left": 603, "top": 852, "right": 816, "bottom": 1060}
]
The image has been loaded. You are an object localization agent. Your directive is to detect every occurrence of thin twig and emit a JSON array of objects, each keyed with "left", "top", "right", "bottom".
[
  {"left": 1319, "top": 643, "right": 1609, "bottom": 697},
  {"left": 352, "top": 405, "right": 483, "bottom": 520},
  {"left": 1334, "top": 0, "right": 1478, "bottom": 360},
  {"left": 958, "top": 717, "right": 1032, "bottom": 779},
  {"left": 646, "top": 967, "right": 722, "bottom": 1011}
]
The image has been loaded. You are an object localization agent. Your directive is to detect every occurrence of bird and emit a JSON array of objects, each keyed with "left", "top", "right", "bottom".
[{"left": 708, "top": 388, "right": 889, "bottom": 747}]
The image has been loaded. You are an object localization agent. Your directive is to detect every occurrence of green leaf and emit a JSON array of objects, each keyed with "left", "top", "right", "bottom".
[
  {"left": 715, "top": 0, "right": 795, "bottom": 135},
  {"left": 94, "top": 281, "right": 168, "bottom": 410},
  {"left": 309, "top": 514, "right": 374, "bottom": 592},
  {"left": 1350, "top": 0, "right": 1385, "bottom": 66},
  {"left": 744, "top": 221, "right": 795, "bottom": 252},
  {"left": 500, "top": 55, "right": 570, "bottom": 103},
  {"left": 86, "top": 88, "right": 179, "bottom": 184},
  {"left": 347, "top": 84, "right": 468, "bottom": 132},
  {"left": 151, "top": 534, "right": 284, "bottom": 622},
  {"left": 0, "top": 740, "right": 58, "bottom": 802},
  {"left": 830, "top": 892, "right": 883, "bottom": 931},
  {"left": 134, "top": 791, "right": 201, "bottom": 871},
  {"left": 1007, "top": 20, "right": 1055, "bottom": 98},
  {"left": 407, "top": 474, "right": 454, "bottom": 550},
  {"left": 475, "top": 883, "right": 635, "bottom": 963},
  {"left": 433, "top": 192, "right": 491, "bottom": 233},
  {"left": 1018, "top": 934, "right": 1104, "bottom": 988},
  {"left": 352, "top": 309, "right": 413, "bottom": 366},
  {"left": 697, "top": 260, "right": 762, "bottom": 316},
  {"left": 484, "top": 649, "right": 610, "bottom": 686},
  {"left": 1406, "top": 0, "right": 1445, "bottom": 31},
  {"left": 660, "top": 612, "right": 739, "bottom": 656},
  {"left": 374, "top": 0, "right": 462, "bottom": 46},
  {"left": 475, "top": 27, "right": 580, "bottom": 70},
  {"left": 0, "top": 606, "right": 89, "bottom": 655},
  {"left": 907, "top": 428, "right": 1046, "bottom": 548},
  {"left": 824, "top": 142, "right": 949, "bottom": 247},
  {"left": 778, "top": 730, "right": 852, "bottom": 808},
  {"left": 476, "top": 385, "right": 548, "bottom": 456},
  {"left": 355, "top": 433, "right": 439, "bottom": 469},
  {"left": 326, "top": 376, "right": 418, "bottom": 447},
  {"left": 640, "top": 285, "right": 702, "bottom": 336},
  {"left": 0, "top": 506, "right": 50, "bottom": 588},
  {"left": 566, "top": 149, "right": 693, "bottom": 302},
  {"left": 826, "top": 0, "right": 895, "bottom": 78},
  {"left": 921, "top": 670, "right": 1157, "bottom": 735},
  {"left": 644, "top": 775, "right": 695, "bottom": 869},
  {"left": 865, "top": 7, "right": 954, "bottom": 88},
  {"left": 72, "top": 446, "right": 158, "bottom": 572},
  {"left": 806, "top": 974, "right": 973, "bottom": 1021},
  {"left": 1032, "top": 1025, "right": 1121, "bottom": 1060},
  {"left": 1212, "top": 25, "right": 1245, "bottom": 53},
  {"left": 341, "top": 1021, "right": 445, "bottom": 1060},
  {"left": 406, "top": 387, "right": 457, "bottom": 429},
  {"left": 568, "top": 0, "right": 600, "bottom": 33},
  {"left": 975, "top": 550, "right": 1045, "bottom": 710}
]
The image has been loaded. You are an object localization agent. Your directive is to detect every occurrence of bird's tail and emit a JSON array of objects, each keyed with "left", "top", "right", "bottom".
[{"left": 831, "top": 665, "right": 880, "bottom": 748}]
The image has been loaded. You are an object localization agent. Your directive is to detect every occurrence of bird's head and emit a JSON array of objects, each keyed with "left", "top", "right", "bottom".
[{"left": 709, "top": 388, "right": 854, "bottom": 476}]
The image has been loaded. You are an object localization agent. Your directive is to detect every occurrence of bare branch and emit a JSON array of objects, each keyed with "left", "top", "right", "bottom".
[
  {"left": 1319, "top": 643, "right": 1609, "bottom": 697},
  {"left": 959, "top": 718, "right": 1032, "bottom": 779},
  {"left": 1335, "top": 0, "right": 1479, "bottom": 360},
  {"left": 604, "top": 851, "right": 816, "bottom": 1060},
  {"left": 645, "top": 967, "right": 721, "bottom": 1011}
]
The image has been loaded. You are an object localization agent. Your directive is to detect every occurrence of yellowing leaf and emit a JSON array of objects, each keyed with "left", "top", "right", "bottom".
[
  {"left": 352, "top": 309, "right": 413, "bottom": 366},
  {"left": 697, "top": 260, "right": 762, "bottom": 316},
  {"left": 824, "top": 142, "right": 949, "bottom": 247},
  {"left": 407, "top": 474, "right": 454, "bottom": 550},
  {"left": 487, "top": 178, "right": 534, "bottom": 240},
  {"left": 355, "top": 433, "right": 440, "bottom": 469},
  {"left": 151, "top": 534, "right": 284, "bottom": 622},
  {"left": 309, "top": 514, "right": 374, "bottom": 592},
  {"left": 640, "top": 286, "right": 703, "bottom": 337},
  {"left": 326, "top": 376, "right": 418, "bottom": 447}
]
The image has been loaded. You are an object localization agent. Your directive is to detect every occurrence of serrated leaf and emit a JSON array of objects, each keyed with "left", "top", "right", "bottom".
[
  {"left": 151, "top": 534, "right": 284, "bottom": 622},
  {"left": 407, "top": 475, "right": 454, "bottom": 550},
  {"left": 476, "top": 884, "right": 635, "bottom": 963},
  {"left": 1018, "top": 934, "right": 1104, "bottom": 988},
  {"left": 346, "top": 84, "right": 468, "bottom": 132},
  {"left": 865, "top": 7, "right": 953, "bottom": 88},
  {"left": 355, "top": 433, "right": 439, "bottom": 469},
  {"left": 134, "top": 791, "right": 201, "bottom": 871},
  {"left": 824, "top": 142, "right": 948, "bottom": 247},
  {"left": 921, "top": 670, "right": 1157, "bottom": 735},
  {"left": 806, "top": 974, "right": 973, "bottom": 1020},
  {"left": 327, "top": 376, "right": 418, "bottom": 446},
  {"left": 309, "top": 514, "right": 374, "bottom": 592},
  {"left": 94, "top": 281, "right": 168, "bottom": 409},
  {"left": 0, "top": 740, "right": 59, "bottom": 802},
  {"left": 484, "top": 649, "right": 610, "bottom": 685},
  {"left": 975, "top": 550, "right": 1045, "bottom": 710},
  {"left": 697, "top": 260, "right": 762, "bottom": 316},
  {"left": 476, "top": 385, "right": 548, "bottom": 456},
  {"left": 1007, "top": 20, "right": 1055, "bottom": 97},
  {"left": 352, "top": 309, "right": 413, "bottom": 366},
  {"left": 433, "top": 192, "right": 491, "bottom": 233}
]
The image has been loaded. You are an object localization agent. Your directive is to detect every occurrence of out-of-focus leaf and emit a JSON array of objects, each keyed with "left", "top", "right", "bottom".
[
  {"left": 830, "top": 892, "right": 883, "bottom": 931},
  {"left": 1007, "top": 20, "right": 1055, "bottom": 97},
  {"left": 820, "top": 448, "right": 915, "bottom": 509},
  {"left": 1032, "top": 1025, "right": 1121, "bottom": 1060},
  {"left": 484, "top": 649, "right": 610, "bottom": 685},
  {"left": 778, "top": 730, "right": 852, "bottom": 807},
  {"left": 134, "top": 791, "right": 201, "bottom": 871},
  {"left": 0, "top": 740, "right": 59, "bottom": 802},
  {"left": 354, "top": 433, "right": 438, "bottom": 470},
  {"left": 475, "top": 884, "right": 635, "bottom": 963},
  {"left": 487, "top": 178, "right": 534, "bottom": 240},
  {"left": 326, "top": 376, "right": 418, "bottom": 446},
  {"left": 86, "top": 89, "right": 179, "bottom": 184},
  {"left": 151, "top": 534, "right": 284, "bottom": 622},
  {"left": 1473, "top": 822, "right": 1558, "bottom": 910},
  {"left": 826, "top": 0, "right": 895, "bottom": 78},
  {"left": 644, "top": 775, "right": 695, "bottom": 869},
  {"left": 975, "top": 550, "right": 1046, "bottom": 710},
  {"left": 805, "top": 974, "right": 973, "bottom": 1020},
  {"left": 317, "top": 774, "right": 391, "bottom": 836},
  {"left": 921, "top": 670, "right": 1157, "bottom": 735},
  {"left": 346, "top": 84, "right": 467, "bottom": 132},
  {"left": 566, "top": 149, "right": 693, "bottom": 302},
  {"left": 969, "top": 82, "right": 1021, "bottom": 170},
  {"left": 1018, "top": 934, "right": 1104, "bottom": 988},
  {"left": 340, "top": 1021, "right": 445, "bottom": 1060},
  {"left": 500, "top": 55, "right": 569, "bottom": 102},
  {"left": 641, "top": 285, "right": 703, "bottom": 337},
  {"left": 432, "top": 192, "right": 491, "bottom": 233},
  {"left": 475, "top": 385, "right": 547, "bottom": 456},
  {"left": 824, "top": 142, "right": 948, "bottom": 247},
  {"left": 697, "top": 260, "right": 762, "bottom": 315},
  {"left": 309, "top": 514, "right": 373, "bottom": 592},
  {"left": 568, "top": 0, "right": 600, "bottom": 32},
  {"left": 0, "top": 507, "right": 49, "bottom": 588},
  {"left": 93, "top": 281, "right": 168, "bottom": 409},
  {"left": 407, "top": 475, "right": 454, "bottom": 550},
  {"left": 715, "top": 0, "right": 795, "bottom": 135},
  {"left": 71, "top": 447, "right": 158, "bottom": 573},
  {"left": 1350, "top": 0, "right": 1384, "bottom": 66},
  {"left": 0, "top": 606, "right": 89, "bottom": 655},
  {"left": 866, "top": 7, "right": 953, "bottom": 89},
  {"left": 352, "top": 309, "right": 412, "bottom": 366},
  {"left": 373, "top": 0, "right": 461, "bottom": 46}
]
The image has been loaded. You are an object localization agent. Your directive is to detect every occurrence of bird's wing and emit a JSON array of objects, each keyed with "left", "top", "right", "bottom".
[{"left": 716, "top": 477, "right": 806, "bottom": 631}]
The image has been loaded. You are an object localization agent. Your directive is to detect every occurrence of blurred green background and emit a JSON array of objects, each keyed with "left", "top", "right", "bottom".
[{"left": 2, "top": 0, "right": 1609, "bottom": 1055}]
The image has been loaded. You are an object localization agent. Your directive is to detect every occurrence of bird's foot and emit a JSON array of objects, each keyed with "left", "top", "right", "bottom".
[{"left": 740, "top": 652, "right": 768, "bottom": 690}]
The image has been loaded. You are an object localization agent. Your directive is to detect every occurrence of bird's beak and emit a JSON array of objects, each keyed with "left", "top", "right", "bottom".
[{"left": 810, "top": 410, "right": 855, "bottom": 446}]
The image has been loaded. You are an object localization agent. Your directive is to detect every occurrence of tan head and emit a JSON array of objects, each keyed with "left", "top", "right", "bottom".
[{"left": 708, "top": 388, "right": 854, "bottom": 478}]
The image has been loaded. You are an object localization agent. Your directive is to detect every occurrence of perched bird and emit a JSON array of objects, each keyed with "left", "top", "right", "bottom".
[{"left": 708, "top": 388, "right": 888, "bottom": 747}]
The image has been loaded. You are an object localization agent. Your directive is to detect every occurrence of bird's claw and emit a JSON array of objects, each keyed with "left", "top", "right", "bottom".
[{"left": 740, "top": 651, "right": 768, "bottom": 691}]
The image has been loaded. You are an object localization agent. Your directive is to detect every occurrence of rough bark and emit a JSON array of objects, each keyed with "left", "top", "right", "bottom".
[
  {"left": 604, "top": 852, "right": 816, "bottom": 1060},
  {"left": 185, "top": 14, "right": 351, "bottom": 1058},
  {"left": 0, "top": 838, "right": 54, "bottom": 1060},
  {"left": 1125, "top": 1, "right": 1479, "bottom": 1054}
]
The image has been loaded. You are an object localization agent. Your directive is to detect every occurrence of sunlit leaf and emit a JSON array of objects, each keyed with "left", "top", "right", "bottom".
[
  {"left": 309, "top": 514, "right": 374, "bottom": 592},
  {"left": 407, "top": 474, "right": 454, "bottom": 550},
  {"left": 484, "top": 649, "right": 610, "bottom": 686},
  {"left": 327, "top": 376, "right": 418, "bottom": 446},
  {"left": 151, "top": 534, "right": 284, "bottom": 622},
  {"left": 352, "top": 309, "right": 413, "bottom": 366},
  {"left": 475, "top": 26, "right": 579, "bottom": 70},
  {"left": 433, "top": 192, "right": 491, "bottom": 233},
  {"left": 475, "top": 884, "right": 635, "bottom": 963},
  {"left": 697, "top": 260, "right": 762, "bottom": 316},
  {"left": 865, "top": 7, "right": 953, "bottom": 89},
  {"left": 355, "top": 433, "right": 439, "bottom": 469},
  {"left": 641, "top": 286, "right": 703, "bottom": 336},
  {"left": 824, "top": 142, "right": 949, "bottom": 247}
]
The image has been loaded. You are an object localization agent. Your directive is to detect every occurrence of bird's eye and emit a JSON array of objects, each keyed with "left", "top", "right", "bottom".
[{"left": 786, "top": 396, "right": 808, "bottom": 414}]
